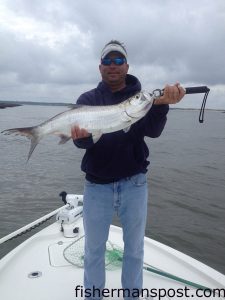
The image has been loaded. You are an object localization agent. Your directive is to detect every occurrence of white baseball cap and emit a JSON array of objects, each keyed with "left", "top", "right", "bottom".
[{"left": 101, "top": 41, "right": 127, "bottom": 60}]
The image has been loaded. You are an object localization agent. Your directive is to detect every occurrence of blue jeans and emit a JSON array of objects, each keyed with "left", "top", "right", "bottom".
[{"left": 83, "top": 173, "right": 148, "bottom": 300}]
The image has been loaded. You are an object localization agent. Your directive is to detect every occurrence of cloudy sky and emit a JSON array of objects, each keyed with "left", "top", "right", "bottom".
[{"left": 0, "top": 0, "right": 225, "bottom": 108}]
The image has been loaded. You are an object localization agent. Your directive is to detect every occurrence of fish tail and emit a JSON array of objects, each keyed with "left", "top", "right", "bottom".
[{"left": 2, "top": 126, "right": 42, "bottom": 161}]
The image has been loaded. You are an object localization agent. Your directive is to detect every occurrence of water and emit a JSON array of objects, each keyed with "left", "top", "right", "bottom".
[{"left": 0, "top": 105, "right": 225, "bottom": 274}]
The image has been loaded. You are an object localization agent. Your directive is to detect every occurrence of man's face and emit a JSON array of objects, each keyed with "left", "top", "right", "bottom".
[{"left": 99, "top": 52, "right": 129, "bottom": 86}]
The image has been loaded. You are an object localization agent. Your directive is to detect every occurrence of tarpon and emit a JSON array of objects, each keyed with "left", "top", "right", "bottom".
[{"left": 1, "top": 91, "right": 154, "bottom": 161}]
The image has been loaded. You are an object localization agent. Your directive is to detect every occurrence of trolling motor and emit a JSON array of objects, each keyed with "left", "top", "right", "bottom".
[
  {"left": 151, "top": 86, "right": 210, "bottom": 123},
  {"left": 56, "top": 191, "right": 83, "bottom": 238}
]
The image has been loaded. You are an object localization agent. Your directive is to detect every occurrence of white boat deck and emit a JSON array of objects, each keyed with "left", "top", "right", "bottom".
[{"left": 0, "top": 216, "right": 224, "bottom": 300}]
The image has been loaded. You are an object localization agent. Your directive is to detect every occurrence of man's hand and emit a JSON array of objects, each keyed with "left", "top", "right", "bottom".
[
  {"left": 154, "top": 83, "right": 185, "bottom": 105},
  {"left": 71, "top": 125, "right": 91, "bottom": 140}
]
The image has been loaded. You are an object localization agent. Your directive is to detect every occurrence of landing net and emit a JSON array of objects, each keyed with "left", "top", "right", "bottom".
[
  {"left": 63, "top": 236, "right": 215, "bottom": 292},
  {"left": 63, "top": 235, "right": 123, "bottom": 270}
]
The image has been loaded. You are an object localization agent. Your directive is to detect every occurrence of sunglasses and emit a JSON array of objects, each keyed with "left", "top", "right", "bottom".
[{"left": 101, "top": 57, "right": 126, "bottom": 66}]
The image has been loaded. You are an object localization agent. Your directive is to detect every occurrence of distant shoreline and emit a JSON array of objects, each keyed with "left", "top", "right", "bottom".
[
  {"left": 0, "top": 100, "right": 224, "bottom": 112},
  {"left": 0, "top": 100, "right": 72, "bottom": 109},
  {"left": 0, "top": 103, "right": 22, "bottom": 109}
]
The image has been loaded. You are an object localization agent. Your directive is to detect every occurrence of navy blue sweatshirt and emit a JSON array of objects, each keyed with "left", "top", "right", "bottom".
[{"left": 74, "top": 74, "right": 169, "bottom": 183}]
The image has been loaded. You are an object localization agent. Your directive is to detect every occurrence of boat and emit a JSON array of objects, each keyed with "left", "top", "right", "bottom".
[{"left": 0, "top": 192, "right": 224, "bottom": 300}]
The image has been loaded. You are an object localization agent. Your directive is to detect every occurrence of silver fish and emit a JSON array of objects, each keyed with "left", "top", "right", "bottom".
[{"left": 1, "top": 91, "right": 154, "bottom": 161}]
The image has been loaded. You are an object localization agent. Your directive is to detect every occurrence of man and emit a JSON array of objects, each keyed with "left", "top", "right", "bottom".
[{"left": 72, "top": 40, "right": 185, "bottom": 299}]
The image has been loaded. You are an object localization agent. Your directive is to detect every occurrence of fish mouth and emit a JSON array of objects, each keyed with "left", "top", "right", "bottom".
[
  {"left": 141, "top": 102, "right": 152, "bottom": 114},
  {"left": 143, "top": 102, "right": 153, "bottom": 112}
]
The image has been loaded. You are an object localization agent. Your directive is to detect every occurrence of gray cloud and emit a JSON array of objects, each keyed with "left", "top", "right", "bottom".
[{"left": 0, "top": 0, "right": 225, "bottom": 108}]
